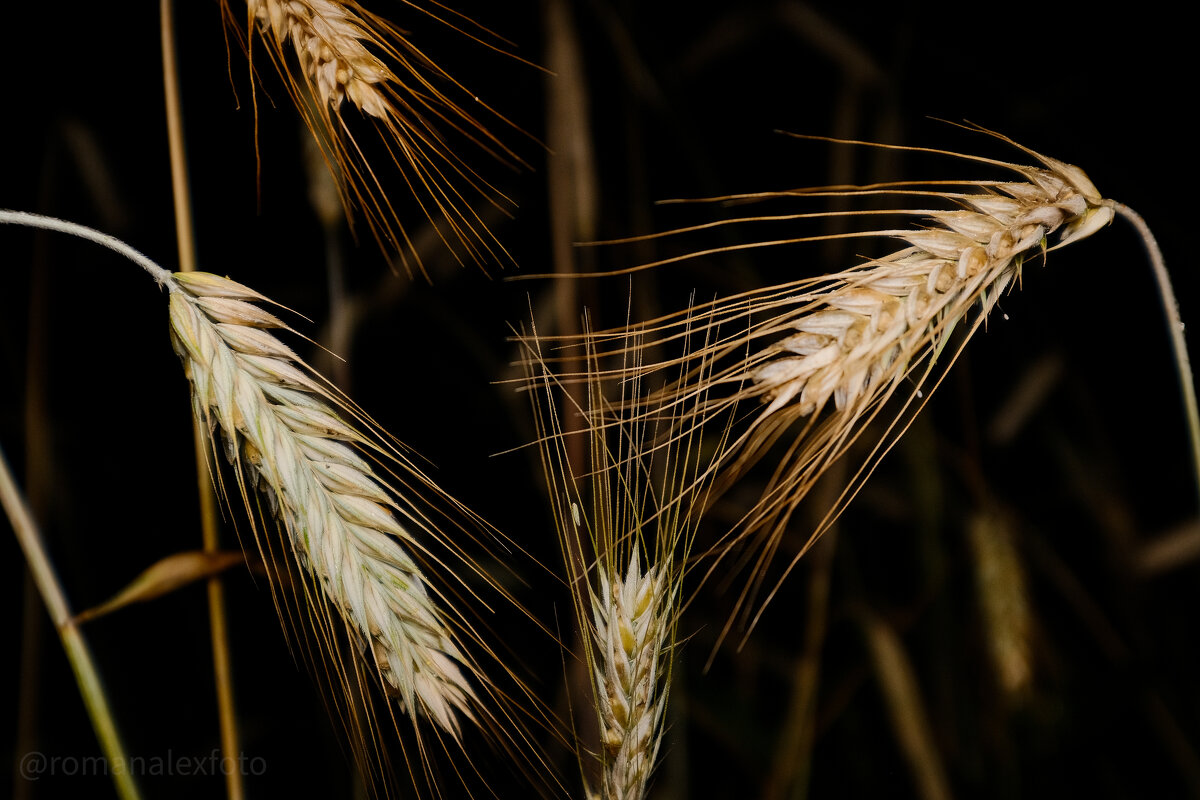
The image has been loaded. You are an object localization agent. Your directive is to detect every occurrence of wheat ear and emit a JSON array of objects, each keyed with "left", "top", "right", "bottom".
[
  {"left": 224, "top": 0, "right": 530, "bottom": 274},
  {"left": 547, "top": 127, "right": 1119, "bottom": 647},
  {"left": 519, "top": 313, "right": 723, "bottom": 800},
  {"left": 0, "top": 211, "right": 481, "bottom": 734},
  {"left": 166, "top": 270, "right": 481, "bottom": 736},
  {"left": 1, "top": 208, "right": 568, "bottom": 796}
]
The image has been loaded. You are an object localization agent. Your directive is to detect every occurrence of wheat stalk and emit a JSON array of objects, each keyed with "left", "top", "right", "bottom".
[
  {"left": 223, "top": 0, "right": 530, "bottom": 275},
  {"left": 0, "top": 444, "right": 144, "bottom": 800}
]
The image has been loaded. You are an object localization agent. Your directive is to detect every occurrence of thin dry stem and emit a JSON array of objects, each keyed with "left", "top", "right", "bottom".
[
  {"left": 1113, "top": 202, "right": 1200, "bottom": 508},
  {"left": 160, "top": 5, "right": 243, "bottom": 795},
  {"left": 860, "top": 608, "right": 952, "bottom": 800}
]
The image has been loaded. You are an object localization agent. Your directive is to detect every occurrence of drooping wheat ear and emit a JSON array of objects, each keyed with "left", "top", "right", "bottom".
[
  {"left": 589, "top": 551, "right": 674, "bottom": 800},
  {"left": 223, "top": 0, "right": 531, "bottom": 275},
  {"left": 0, "top": 209, "right": 565, "bottom": 796},
  {"left": 167, "top": 270, "right": 479, "bottom": 737},
  {"left": 558, "top": 126, "right": 1117, "bottom": 647},
  {"left": 519, "top": 313, "right": 722, "bottom": 800}
]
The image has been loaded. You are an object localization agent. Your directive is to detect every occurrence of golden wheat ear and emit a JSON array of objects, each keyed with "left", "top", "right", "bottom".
[
  {"left": 542, "top": 126, "right": 1184, "bottom": 651},
  {"left": 221, "top": 0, "right": 537, "bottom": 277},
  {"left": 517, "top": 311, "right": 728, "bottom": 800}
]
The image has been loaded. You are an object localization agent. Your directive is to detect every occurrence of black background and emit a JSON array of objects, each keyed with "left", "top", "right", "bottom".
[{"left": 2, "top": 2, "right": 1196, "bottom": 798}]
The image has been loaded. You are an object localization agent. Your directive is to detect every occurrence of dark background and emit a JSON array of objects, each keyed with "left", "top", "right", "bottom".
[{"left": 2, "top": 2, "right": 1196, "bottom": 798}]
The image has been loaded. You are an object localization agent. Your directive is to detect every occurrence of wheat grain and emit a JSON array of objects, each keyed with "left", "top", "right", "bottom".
[
  {"left": 223, "top": 0, "right": 529, "bottom": 274},
  {"left": 167, "top": 270, "right": 480, "bottom": 737}
]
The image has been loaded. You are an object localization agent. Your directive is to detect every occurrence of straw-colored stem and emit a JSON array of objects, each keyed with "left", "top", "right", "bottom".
[
  {"left": 161, "top": 0, "right": 196, "bottom": 276},
  {"left": 859, "top": 607, "right": 952, "bottom": 800},
  {"left": 1113, "top": 203, "right": 1200, "bottom": 509},
  {"left": 0, "top": 443, "right": 143, "bottom": 800},
  {"left": 161, "top": 4, "right": 244, "bottom": 796}
]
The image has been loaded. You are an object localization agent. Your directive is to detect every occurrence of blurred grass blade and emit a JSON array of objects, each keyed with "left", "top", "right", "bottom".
[{"left": 859, "top": 607, "right": 952, "bottom": 800}]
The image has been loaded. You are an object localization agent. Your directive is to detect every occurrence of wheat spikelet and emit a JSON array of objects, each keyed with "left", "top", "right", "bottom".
[
  {"left": 223, "top": 0, "right": 530, "bottom": 275},
  {"left": 743, "top": 156, "right": 1110, "bottom": 423},
  {"left": 167, "top": 270, "right": 482, "bottom": 738},
  {"left": 554, "top": 127, "right": 1116, "bottom": 646}
]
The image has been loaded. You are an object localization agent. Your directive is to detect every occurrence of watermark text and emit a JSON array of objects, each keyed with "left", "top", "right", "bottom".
[{"left": 19, "top": 749, "right": 266, "bottom": 781}]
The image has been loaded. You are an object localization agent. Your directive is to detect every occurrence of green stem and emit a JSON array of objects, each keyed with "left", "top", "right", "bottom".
[{"left": 0, "top": 443, "right": 144, "bottom": 800}]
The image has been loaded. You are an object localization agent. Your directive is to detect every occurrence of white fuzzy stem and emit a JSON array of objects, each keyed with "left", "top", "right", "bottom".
[{"left": 0, "top": 209, "right": 173, "bottom": 286}]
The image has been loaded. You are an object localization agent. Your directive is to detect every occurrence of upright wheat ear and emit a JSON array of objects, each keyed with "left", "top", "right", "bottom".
[
  {"left": 224, "top": 0, "right": 529, "bottom": 275},
  {"left": 520, "top": 313, "right": 724, "bottom": 800},
  {"left": 167, "top": 271, "right": 478, "bottom": 736}
]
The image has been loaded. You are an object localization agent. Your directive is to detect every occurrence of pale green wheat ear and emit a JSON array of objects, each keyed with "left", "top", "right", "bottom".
[
  {"left": 166, "top": 270, "right": 480, "bottom": 736},
  {"left": 220, "top": 0, "right": 536, "bottom": 276},
  {"left": 545, "top": 124, "right": 1196, "bottom": 649},
  {"left": 0, "top": 209, "right": 555, "bottom": 796}
]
